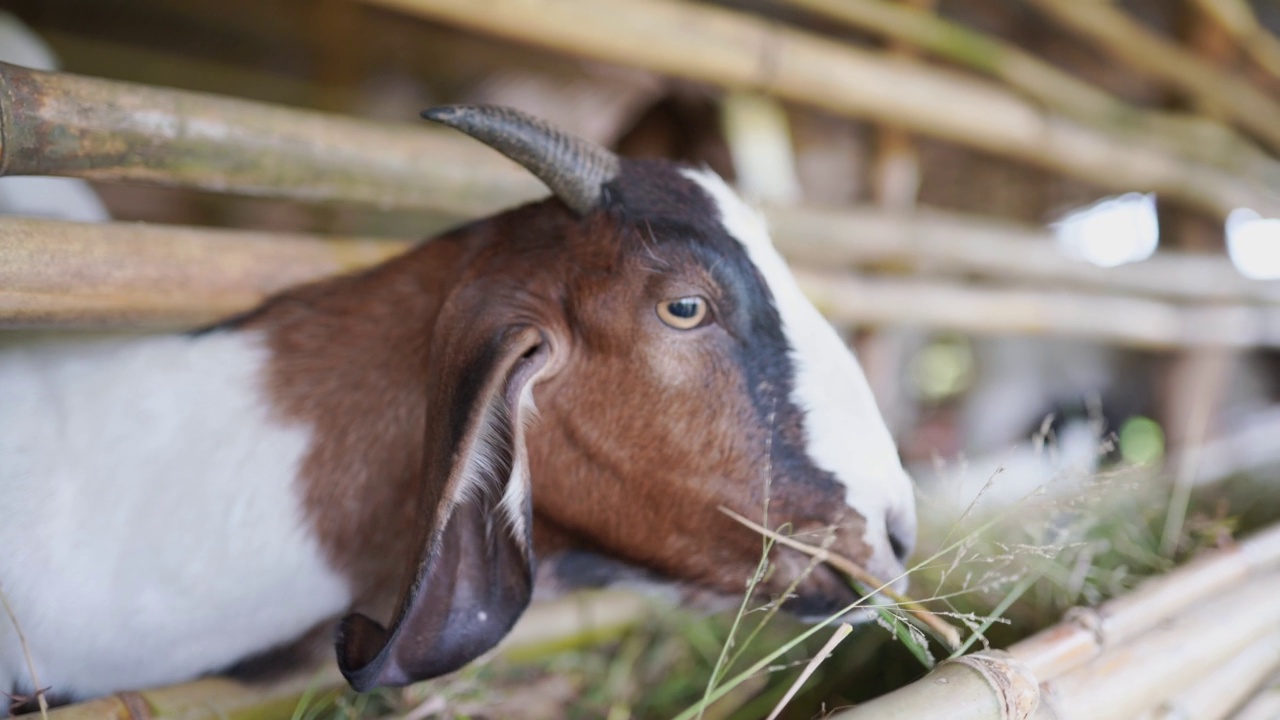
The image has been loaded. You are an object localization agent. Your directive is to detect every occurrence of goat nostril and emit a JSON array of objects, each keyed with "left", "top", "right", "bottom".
[{"left": 888, "top": 526, "right": 913, "bottom": 565}]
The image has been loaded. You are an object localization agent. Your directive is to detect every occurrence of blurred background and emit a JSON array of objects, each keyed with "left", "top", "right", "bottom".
[{"left": 3, "top": 0, "right": 1280, "bottom": 717}]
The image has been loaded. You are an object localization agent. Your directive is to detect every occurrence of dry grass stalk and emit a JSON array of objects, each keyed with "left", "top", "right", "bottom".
[
  {"left": 718, "top": 506, "right": 962, "bottom": 649},
  {"left": 354, "top": 0, "right": 1280, "bottom": 219},
  {"left": 829, "top": 523, "right": 1280, "bottom": 719},
  {"left": 1191, "top": 0, "right": 1280, "bottom": 81},
  {"left": 1010, "top": 521, "right": 1280, "bottom": 679},
  {"left": 1025, "top": 0, "right": 1280, "bottom": 153},
  {"left": 764, "top": 623, "right": 851, "bottom": 720},
  {"left": 0, "top": 584, "right": 50, "bottom": 720}
]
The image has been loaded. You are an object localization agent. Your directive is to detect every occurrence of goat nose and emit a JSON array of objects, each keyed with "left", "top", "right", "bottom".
[{"left": 887, "top": 509, "right": 916, "bottom": 565}]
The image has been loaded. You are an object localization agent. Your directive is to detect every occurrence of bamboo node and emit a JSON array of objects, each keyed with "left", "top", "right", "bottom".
[
  {"left": 949, "top": 651, "right": 1041, "bottom": 720},
  {"left": 1062, "top": 606, "right": 1105, "bottom": 645}
]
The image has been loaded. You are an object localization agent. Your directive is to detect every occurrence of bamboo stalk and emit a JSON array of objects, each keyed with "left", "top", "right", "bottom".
[
  {"left": 783, "top": 0, "right": 1280, "bottom": 184},
  {"left": 9, "top": 216, "right": 1280, "bottom": 348},
  {"left": 0, "top": 216, "right": 408, "bottom": 329},
  {"left": 763, "top": 204, "right": 1280, "bottom": 305},
  {"left": 1046, "top": 572, "right": 1280, "bottom": 720},
  {"left": 0, "top": 63, "right": 545, "bottom": 216},
  {"left": 1009, "top": 521, "right": 1280, "bottom": 679},
  {"left": 1231, "top": 676, "right": 1280, "bottom": 720},
  {"left": 1191, "top": 0, "right": 1280, "bottom": 81},
  {"left": 829, "top": 651, "right": 1044, "bottom": 720},
  {"left": 1137, "top": 631, "right": 1280, "bottom": 720},
  {"left": 1024, "top": 0, "right": 1280, "bottom": 152},
  {"left": 796, "top": 271, "right": 1280, "bottom": 350},
  {"left": 354, "top": 0, "right": 1280, "bottom": 220},
  {"left": 39, "top": 589, "right": 654, "bottom": 720},
  {"left": 781, "top": 0, "right": 1120, "bottom": 125},
  {"left": 831, "top": 523, "right": 1280, "bottom": 719}
]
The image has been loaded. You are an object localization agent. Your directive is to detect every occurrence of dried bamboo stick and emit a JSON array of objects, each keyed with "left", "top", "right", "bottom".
[
  {"left": 1, "top": 61, "right": 1271, "bottom": 307},
  {"left": 782, "top": 0, "right": 1279, "bottom": 183},
  {"left": 10, "top": 216, "right": 1280, "bottom": 349},
  {"left": 1191, "top": 0, "right": 1280, "bottom": 81},
  {"left": 1045, "top": 572, "right": 1280, "bottom": 720},
  {"left": 39, "top": 589, "right": 654, "bottom": 720},
  {"left": 1231, "top": 677, "right": 1280, "bottom": 720},
  {"left": 764, "top": 204, "right": 1280, "bottom": 305},
  {"left": 356, "top": 0, "right": 1280, "bottom": 220},
  {"left": 1137, "top": 631, "right": 1280, "bottom": 720},
  {"left": 829, "top": 651, "right": 1044, "bottom": 720},
  {"left": 796, "top": 270, "right": 1280, "bottom": 350},
  {"left": 831, "top": 524, "right": 1280, "bottom": 719},
  {"left": 0, "top": 63, "right": 545, "bottom": 216},
  {"left": 1024, "top": 0, "right": 1280, "bottom": 152},
  {"left": 0, "top": 216, "right": 408, "bottom": 329},
  {"left": 781, "top": 0, "right": 1120, "bottom": 125},
  {"left": 1009, "top": 521, "right": 1280, "bottom": 679}
]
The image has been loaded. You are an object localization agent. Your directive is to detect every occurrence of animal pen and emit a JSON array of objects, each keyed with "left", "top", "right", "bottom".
[{"left": 3, "top": 0, "right": 1280, "bottom": 718}]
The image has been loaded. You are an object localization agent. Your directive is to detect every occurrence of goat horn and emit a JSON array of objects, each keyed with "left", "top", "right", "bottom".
[{"left": 422, "top": 105, "right": 620, "bottom": 216}]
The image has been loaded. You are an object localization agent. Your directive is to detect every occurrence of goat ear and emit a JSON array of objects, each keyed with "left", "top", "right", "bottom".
[{"left": 336, "top": 326, "right": 549, "bottom": 691}]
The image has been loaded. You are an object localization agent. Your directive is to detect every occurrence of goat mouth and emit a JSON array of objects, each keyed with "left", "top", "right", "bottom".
[{"left": 779, "top": 563, "right": 873, "bottom": 621}]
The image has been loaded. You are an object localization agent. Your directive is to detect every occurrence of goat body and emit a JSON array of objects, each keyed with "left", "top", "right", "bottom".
[{"left": 0, "top": 107, "right": 917, "bottom": 705}]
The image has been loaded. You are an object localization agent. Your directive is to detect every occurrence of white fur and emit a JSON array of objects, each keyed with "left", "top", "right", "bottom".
[
  {"left": 0, "top": 331, "right": 351, "bottom": 702},
  {"left": 683, "top": 169, "right": 917, "bottom": 583}
]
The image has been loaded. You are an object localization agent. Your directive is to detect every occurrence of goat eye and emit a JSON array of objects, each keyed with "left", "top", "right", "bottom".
[{"left": 656, "top": 296, "right": 708, "bottom": 329}]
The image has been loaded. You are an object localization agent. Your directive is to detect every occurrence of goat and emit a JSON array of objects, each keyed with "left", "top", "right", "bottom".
[{"left": 0, "top": 106, "right": 917, "bottom": 705}]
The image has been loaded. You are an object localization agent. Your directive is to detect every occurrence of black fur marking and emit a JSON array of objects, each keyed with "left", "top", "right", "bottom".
[{"left": 604, "top": 161, "right": 846, "bottom": 501}]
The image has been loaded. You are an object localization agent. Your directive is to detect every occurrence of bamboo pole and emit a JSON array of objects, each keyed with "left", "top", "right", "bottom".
[
  {"left": 1190, "top": 0, "right": 1280, "bottom": 81},
  {"left": 0, "top": 216, "right": 409, "bottom": 329},
  {"left": 1045, "top": 573, "right": 1280, "bottom": 720},
  {"left": 9, "top": 215, "right": 1280, "bottom": 348},
  {"left": 0, "top": 63, "right": 546, "bottom": 216},
  {"left": 354, "top": 0, "right": 1280, "bottom": 220},
  {"left": 1231, "top": 677, "right": 1280, "bottom": 720},
  {"left": 763, "top": 204, "right": 1280, "bottom": 305},
  {"left": 4, "top": 63, "right": 1280, "bottom": 273},
  {"left": 832, "top": 523, "right": 1280, "bottom": 719},
  {"left": 1008, "top": 521, "right": 1280, "bottom": 679},
  {"left": 38, "top": 590, "right": 654, "bottom": 720},
  {"left": 796, "top": 271, "right": 1280, "bottom": 350},
  {"left": 830, "top": 651, "right": 1044, "bottom": 720},
  {"left": 1137, "top": 631, "right": 1280, "bottom": 720},
  {"left": 1024, "top": 0, "right": 1280, "bottom": 153},
  {"left": 780, "top": 0, "right": 1123, "bottom": 128},
  {"left": 778, "top": 0, "right": 1279, "bottom": 179}
]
